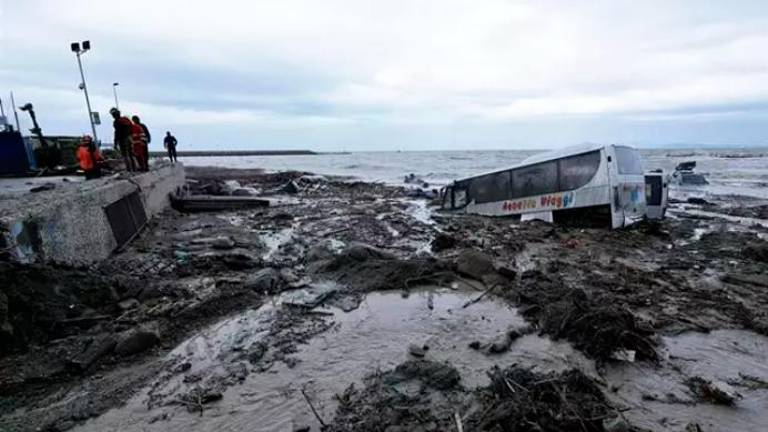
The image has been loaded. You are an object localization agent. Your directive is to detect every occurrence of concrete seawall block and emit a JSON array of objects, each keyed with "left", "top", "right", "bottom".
[{"left": 0, "top": 164, "right": 186, "bottom": 265}]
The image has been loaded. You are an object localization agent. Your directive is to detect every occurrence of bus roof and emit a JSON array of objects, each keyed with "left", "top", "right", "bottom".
[{"left": 453, "top": 143, "right": 627, "bottom": 183}]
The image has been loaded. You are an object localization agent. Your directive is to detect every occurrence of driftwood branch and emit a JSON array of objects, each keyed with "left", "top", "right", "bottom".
[{"left": 301, "top": 384, "right": 327, "bottom": 427}]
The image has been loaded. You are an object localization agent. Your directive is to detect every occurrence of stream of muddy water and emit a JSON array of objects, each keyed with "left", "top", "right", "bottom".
[{"left": 74, "top": 287, "right": 768, "bottom": 432}]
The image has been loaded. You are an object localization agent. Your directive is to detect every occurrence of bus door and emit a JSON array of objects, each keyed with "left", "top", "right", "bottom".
[{"left": 607, "top": 146, "right": 647, "bottom": 227}]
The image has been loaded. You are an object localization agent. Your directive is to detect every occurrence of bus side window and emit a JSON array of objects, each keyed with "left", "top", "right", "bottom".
[
  {"left": 454, "top": 188, "right": 468, "bottom": 207},
  {"left": 559, "top": 151, "right": 600, "bottom": 190},
  {"left": 512, "top": 161, "right": 558, "bottom": 198},
  {"left": 469, "top": 172, "right": 511, "bottom": 204}
]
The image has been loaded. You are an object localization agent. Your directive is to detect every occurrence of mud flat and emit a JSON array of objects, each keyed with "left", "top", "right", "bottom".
[{"left": 1, "top": 166, "right": 768, "bottom": 432}]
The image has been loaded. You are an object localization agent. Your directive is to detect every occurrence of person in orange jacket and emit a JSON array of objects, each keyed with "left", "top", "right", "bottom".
[
  {"left": 130, "top": 120, "right": 148, "bottom": 171},
  {"left": 77, "top": 135, "right": 103, "bottom": 180}
]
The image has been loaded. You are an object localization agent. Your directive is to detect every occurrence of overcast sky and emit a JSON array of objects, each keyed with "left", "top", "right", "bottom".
[{"left": 2, "top": 0, "right": 767, "bottom": 151}]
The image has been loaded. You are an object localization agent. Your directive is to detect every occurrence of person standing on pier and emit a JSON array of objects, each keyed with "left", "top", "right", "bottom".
[
  {"left": 77, "top": 135, "right": 103, "bottom": 179},
  {"left": 164, "top": 131, "right": 178, "bottom": 163},
  {"left": 132, "top": 115, "right": 151, "bottom": 171},
  {"left": 110, "top": 108, "right": 135, "bottom": 171},
  {"left": 130, "top": 119, "right": 148, "bottom": 171}
]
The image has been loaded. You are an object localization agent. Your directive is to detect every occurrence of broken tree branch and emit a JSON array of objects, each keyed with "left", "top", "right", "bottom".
[
  {"left": 462, "top": 284, "right": 498, "bottom": 309},
  {"left": 301, "top": 384, "right": 327, "bottom": 427}
]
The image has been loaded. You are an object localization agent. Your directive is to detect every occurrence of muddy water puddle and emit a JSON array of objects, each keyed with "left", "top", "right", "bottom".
[
  {"left": 605, "top": 330, "right": 768, "bottom": 431},
  {"left": 74, "top": 288, "right": 589, "bottom": 432}
]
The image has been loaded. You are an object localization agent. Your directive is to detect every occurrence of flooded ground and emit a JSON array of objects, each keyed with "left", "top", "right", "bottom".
[
  {"left": 2, "top": 166, "right": 768, "bottom": 432},
  {"left": 75, "top": 288, "right": 594, "bottom": 432}
]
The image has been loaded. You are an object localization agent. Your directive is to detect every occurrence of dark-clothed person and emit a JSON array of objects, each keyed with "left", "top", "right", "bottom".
[
  {"left": 77, "top": 135, "right": 103, "bottom": 180},
  {"left": 132, "top": 115, "right": 151, "bottom": 171},
  {"left": 164, "top": 131, "right": 178, "bottom": 163},
  {"left": 110, "top": 108, "right": 135, "bottom": 171}
]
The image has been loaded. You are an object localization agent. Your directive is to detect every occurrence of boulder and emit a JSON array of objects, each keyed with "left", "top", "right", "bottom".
[
  {"left": 455, "top": 249, "right": 496, "bottom": 282},
  {"left": 70, "top": 334, "right": 117, "bottom": 370},
  {"left": 306, "top": 243, "right": 335, "bottom": 263},
  {"left": 281, "top": 180, "right": 300, "bottom": 194},
  {"left": 343, "top": 243, "right": 396, "bottom": 261},
  {"left": 115, "top": 329, "right": 160, "bottom": 356}
]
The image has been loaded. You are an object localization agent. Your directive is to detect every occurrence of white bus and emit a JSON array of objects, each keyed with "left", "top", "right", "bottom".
[{"left": 441, "top": 143, "right": 647, "bottom": 228}]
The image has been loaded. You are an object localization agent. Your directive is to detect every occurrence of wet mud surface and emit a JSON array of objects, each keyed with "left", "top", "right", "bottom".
[{"left": 2, "top": 165, "right": 768, "bottom": 431}]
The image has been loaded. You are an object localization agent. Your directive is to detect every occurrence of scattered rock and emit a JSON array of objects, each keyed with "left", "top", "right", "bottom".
[
  {"left": 69, "top": 334, "right": 117, "bottom": 370},
  {"left": 455, "top": 249, "right": 496, "bottom": 282},
  {"left": 408, "top": 343, "right": 428, "bottom": 357},
  {"left": 115, "top": 329, "right": 160, "bottom": 356},
  {"left": 118, "top": 298, "right": 140, "bottom": 311},
  {"left": 173, "top": 362, "right": 192, "bottom": 373},
  {"left": 281, "top": 180, "right": 300, "bottom": 194},
  {"left": 686, "top": 197, "right": 710, "bottom": 205},
  {"left": 685, "top": 377, "right": 740, "bottom": 405},
  {"left": 383, "top": 360, "right": 461, "bottom": 391}
]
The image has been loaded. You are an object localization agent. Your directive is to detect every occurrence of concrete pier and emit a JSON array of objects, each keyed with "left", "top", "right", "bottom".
[{"left": 0, "top": 163, "right": 185, "bottom": 265}]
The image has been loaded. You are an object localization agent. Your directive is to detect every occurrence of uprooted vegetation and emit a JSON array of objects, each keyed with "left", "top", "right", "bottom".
[
  {"left": 327, "top": 360, "right": 630, "bottom": 432},
  {"left": 512, "top": 269, "right": 658, "bottom": 361}
]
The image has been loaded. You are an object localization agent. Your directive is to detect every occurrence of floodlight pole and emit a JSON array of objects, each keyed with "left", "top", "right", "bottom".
[
  {"left": 72, "top": 41, "right": 98, "bottom": 142},
  {"left": 112, "top": 82, "right": 120, "bottom": 110}
]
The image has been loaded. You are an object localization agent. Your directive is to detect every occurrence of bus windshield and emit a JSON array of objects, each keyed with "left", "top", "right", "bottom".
[{"left": 615, "top": 147, "right": 643, "bottom": 175}]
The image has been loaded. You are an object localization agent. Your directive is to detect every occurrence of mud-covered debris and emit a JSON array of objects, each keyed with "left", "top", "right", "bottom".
[
  {"left": 602, "top": 416, "right": 631, "bottom": 432},
  {"left": 69, "top": 334, "right": 117, "bottom": 370},
  {"left": 685, "top": 377, "right": 741, "bottom": 405},
  {"left": 281, "top": 281, "right": 340, "bottom": 308},
  {"left": 383, "top": 359, "right": 460, "bottom": 390},
  {"left": 245, "top": 268, "right": 283, "bottom": 294},
  {"left": 743, "top": 242, "right": 768, "bottom": 263},
  {"left": 517, "top": 270, "right": 658, "bottom": 361},
  {"left": 115, "top": 328, "right": 160, "bottom": 356},
  {"left": 327, "top": 360, "right": 464, "bottom": 431},
  {"left": 467, "top": 366, "right": 618, "bottom": 431},
  {"left": 247, "top": 341, "right": 268, "bottom": 363},
  {"left": 431, "top": 232, "right": 457, "bottom": 252}
]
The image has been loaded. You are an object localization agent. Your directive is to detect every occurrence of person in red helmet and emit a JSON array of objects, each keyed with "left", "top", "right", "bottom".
[
  {"left": 76, "top": 135, "right": 103, "bottom": 179},
  {"left": 130, "top": 120, "right": 148, "bottom": 171},
  {"left": 132, "top": 115, "right": 151, "bottom": 171}
]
